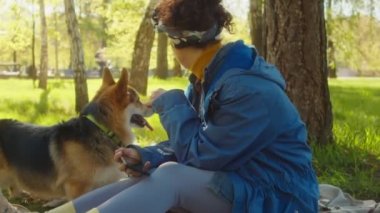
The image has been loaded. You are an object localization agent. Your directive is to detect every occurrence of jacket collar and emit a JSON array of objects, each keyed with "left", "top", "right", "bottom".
[{"left": 203, "top": 40, "right": 256, "bottom": 93}]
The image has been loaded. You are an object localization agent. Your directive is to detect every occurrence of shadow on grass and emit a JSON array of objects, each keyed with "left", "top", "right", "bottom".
[
  {"left": 0, "top": 88, "right": 74, "bottom": 124},
  {"left": 32, "top": 88, "right": 51, "bottom": 120}
]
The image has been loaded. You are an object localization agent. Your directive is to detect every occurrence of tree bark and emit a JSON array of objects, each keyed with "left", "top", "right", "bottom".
[
  {"left": 265, "top": 0, "right": 333, "bottom": 144},
  {"left": 156, "top": 33, "right": 168, "bottom": 79},
  {"left": 326, "top": 0, "right": 337, "bottom": 78},
  {"left": 38, "top": 0, "right": 48, "bottom": 89},
  {"left": 54, "top": 9, "right": 60, "bottom": 78},
  {"left": 101, "top": 0, "right": 110, "bottom": 48},
  {"left": 130, "top": 0, "right": 157, "bottom": 95},
  {"left": 30, "top": 0, "right": 37, "bottom": 85},
  {"left": 64, "top": 0, "right": 89, "bottom": 112},
  {"left": 327, "top": 40, "right": 337, "bottom": 78},
  {"left": 262, "top": 0, "right": 268, "bottom": 58},
  {"left": 249, "top": 0, "right": 265, "bottom": 54},
  {"left": 12, "top": 51, "right": 17, "bottom": 71}
]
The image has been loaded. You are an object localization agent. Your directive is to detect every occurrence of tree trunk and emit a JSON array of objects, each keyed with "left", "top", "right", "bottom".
[
  {"left": 64, "top": 0, "right": 89, "bottom": 112},
  {"left": 38, "top": 0, "right": 48, "bottom": 89},
  {"left": 12, "top": 51, "right": 17, "bottom": 71},
  {"left": 262, "top": 0, "right": 267, "bottom": 58},
  {"left": 31, "top": 0, "right": 37, "bottom": 85},
  {"left": 156, "top": 33, "right": 168, "bottom": 79},
  {"left": 265, "top": 0, "right": 333, "bottom": 144},
  {"left": 327, "top": 40, "right": 337, "bottom": 78},
  {"left": 101, "top": 0, "right": 110, "bottom": 48},
  {"left": 249, "top": 0, "right": 265, "bottom": 54},
  {"left": 54, "top": 9, "right": 60, "bottom": 78},
  {"left": 172, "top": 57, "right": 182, "bottom": 77},
  {"left": 130, "top": 0, "right": 157, "bottom": 95},
  {"left": 326, "top": 0, "right": 337, "bottom": 78}
]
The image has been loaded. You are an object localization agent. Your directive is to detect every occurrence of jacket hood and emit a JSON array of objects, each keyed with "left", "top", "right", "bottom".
[{"left": 205, "top": 40, "right": 286, "bottom": 90}]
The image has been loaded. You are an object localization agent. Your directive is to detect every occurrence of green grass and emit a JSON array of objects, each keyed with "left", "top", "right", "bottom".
[
  {"left": 313, "top": 78, "right": 380, "bottom": 200},
  {"left": 0, "top": 77, "right": 379, "bottom": 211}
]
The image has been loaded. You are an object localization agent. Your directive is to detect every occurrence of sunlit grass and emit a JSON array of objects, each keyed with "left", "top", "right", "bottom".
[{"left": 313, "top": 77, "right": 380, "bottom": 200}]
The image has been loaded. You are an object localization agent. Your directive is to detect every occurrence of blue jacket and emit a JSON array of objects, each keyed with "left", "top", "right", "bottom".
[{"left": 133, "top": 40, "right": 319, "bottom": 212}]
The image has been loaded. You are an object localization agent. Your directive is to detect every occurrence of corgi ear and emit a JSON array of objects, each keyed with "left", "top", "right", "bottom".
[
  {"left": 116, "top": 68, "right": 129, "bottom": 91},
  {"left": 101, "top": 67, "right": 115, "bottom": 87}
]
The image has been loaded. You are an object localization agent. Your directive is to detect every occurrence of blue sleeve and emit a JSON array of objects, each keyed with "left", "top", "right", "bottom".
[
  {"left": 129, "top": 86, "right": 194, "bottom": 168},
  {"left": 152, "top": 87, "right": 279, "bottom": 171},
  {"left": 127, "top": 141, "right": 176, "bottom": 168}
]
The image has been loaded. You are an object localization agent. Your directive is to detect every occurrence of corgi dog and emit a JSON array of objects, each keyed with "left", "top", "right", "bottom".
[{"left": 0, "top": 67, "right": 153, "bottom": 200}]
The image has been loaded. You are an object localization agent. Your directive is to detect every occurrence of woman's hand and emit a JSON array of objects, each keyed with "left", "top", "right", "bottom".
[
  {"left": 147, "top": 88, "right": 167, "bottom": 107},
  {"left": 114, "top": 147, "right": 151, "bottom": 177}
]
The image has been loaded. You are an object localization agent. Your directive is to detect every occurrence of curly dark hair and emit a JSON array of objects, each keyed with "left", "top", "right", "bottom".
[{"left": 154, "top": 0, "right": 233, "bottom": 47}]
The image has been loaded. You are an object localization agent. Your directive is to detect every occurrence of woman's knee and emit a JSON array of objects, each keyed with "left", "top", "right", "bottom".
[
  {"left": 152, "top": 162, "right": 183, "bottom": 177},
  {"left": 150, "top": 162, "right": 215, "bottom": 187}
]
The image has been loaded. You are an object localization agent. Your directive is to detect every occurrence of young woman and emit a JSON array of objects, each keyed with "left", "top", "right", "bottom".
[{"left": 49, "top": 0, "right": 319, "bottom": 212}]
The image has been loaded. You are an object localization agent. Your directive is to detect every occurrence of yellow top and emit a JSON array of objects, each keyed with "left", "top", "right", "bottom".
[{"left": 190, "top": 41, "right": 222, "bottom": 81}]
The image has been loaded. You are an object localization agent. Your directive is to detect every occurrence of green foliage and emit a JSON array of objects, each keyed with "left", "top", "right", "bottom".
[
  {"left": 0, "top": 0, "right": 256, "bottom": 75},
  {"left": 329, "top": 15, "right": 380, "bottom": 74},
  {"left": 0, "top": 0, "right": 379, "bottom": 77},
  {"left": 328, "top": 0, "right": 380, "bottom": 75},
  {"left": 102, "top": 0, "right": 146, "bottom": 68},
  {"left": 0, "top": 2, "right": 32, "bottom": 64}
]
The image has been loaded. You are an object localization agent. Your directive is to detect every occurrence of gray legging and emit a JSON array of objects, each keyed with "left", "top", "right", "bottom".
[{"left": 72, "top": 162, "right": 231, "bottom": 213}]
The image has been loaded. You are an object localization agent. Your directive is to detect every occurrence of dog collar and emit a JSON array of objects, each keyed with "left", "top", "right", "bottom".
[{"left": 84, "top": 114, "right": 124, "bottom": 148}]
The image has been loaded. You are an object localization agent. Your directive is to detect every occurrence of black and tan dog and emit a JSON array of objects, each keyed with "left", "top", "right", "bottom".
[{"left": 0, "top": 68, "right": 153, "bottom": 200}]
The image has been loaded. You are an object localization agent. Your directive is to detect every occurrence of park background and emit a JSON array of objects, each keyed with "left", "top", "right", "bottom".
[{"left": 0, "top": 0, "right": 379, "bottom": 211}]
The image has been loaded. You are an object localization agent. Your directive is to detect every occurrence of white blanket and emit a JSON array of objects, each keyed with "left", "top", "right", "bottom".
[{"left": 319, "top": 184, "right": 380, "bottom": 212}]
